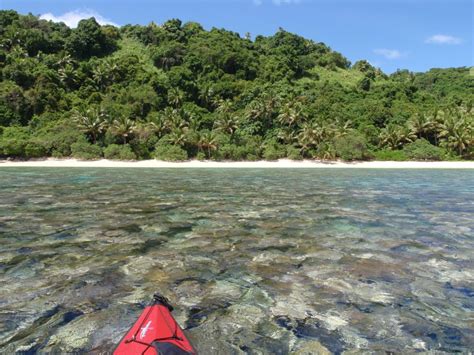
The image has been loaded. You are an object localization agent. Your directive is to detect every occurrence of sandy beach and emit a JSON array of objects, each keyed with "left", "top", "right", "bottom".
[{"left": 0, "top": 158, "right": 473, "bottom": 169}]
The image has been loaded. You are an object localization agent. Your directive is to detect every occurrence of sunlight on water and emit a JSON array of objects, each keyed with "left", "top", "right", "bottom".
[{"left": 0, "top": 168, "right": 473, "bottom": 353}]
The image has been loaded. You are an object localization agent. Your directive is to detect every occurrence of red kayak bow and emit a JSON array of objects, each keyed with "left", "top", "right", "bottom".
[{"left": 114, "top": 294, "right": 196, "bottom": 355}]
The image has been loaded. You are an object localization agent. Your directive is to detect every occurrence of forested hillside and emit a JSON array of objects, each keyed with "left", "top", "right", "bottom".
[{"left": 1, "top": 10, "right": 473, "bottom": 161}]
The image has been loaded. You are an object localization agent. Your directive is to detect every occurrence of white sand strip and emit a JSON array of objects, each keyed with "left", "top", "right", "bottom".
[{"left": 0, "top": 159, "right": 473, "bottom": 169}]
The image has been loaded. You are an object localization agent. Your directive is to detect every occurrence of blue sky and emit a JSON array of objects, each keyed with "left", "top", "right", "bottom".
[{"left": 3, "top": 0, "right": 472, "bottom": 73}]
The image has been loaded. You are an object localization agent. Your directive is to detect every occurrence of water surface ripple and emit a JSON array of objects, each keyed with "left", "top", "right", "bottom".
[{"left": 0, "top": 168, "right": 473, "bottom": 353}]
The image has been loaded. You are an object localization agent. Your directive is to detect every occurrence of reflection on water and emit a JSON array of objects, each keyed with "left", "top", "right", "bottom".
[{"left": 0, "top": 168, "right": 473, "bottom": 353}]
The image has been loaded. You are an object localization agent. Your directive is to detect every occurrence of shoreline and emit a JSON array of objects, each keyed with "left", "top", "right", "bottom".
[{"left": 0, "top": 158, "right": 474, "bottom": 169}]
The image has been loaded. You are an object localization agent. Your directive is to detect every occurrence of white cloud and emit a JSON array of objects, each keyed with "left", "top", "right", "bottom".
[
  {"left": 425, "top": 34, "right": 462, "bottom": 45},
  {"left": 40, "top": 9, "right": 118, "bottom": 28},
  {"left": 373, "top": 49, "right": 403, "bottom": 60}
]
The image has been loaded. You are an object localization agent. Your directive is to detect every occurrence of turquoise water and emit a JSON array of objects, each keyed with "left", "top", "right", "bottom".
[{"left": 0, "top": 168, "right": 473, "bottom": 353}]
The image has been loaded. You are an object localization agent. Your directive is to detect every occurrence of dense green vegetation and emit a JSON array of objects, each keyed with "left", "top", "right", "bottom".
[{"left": 0, "top": 10, "right": 473, "bottom": 161}]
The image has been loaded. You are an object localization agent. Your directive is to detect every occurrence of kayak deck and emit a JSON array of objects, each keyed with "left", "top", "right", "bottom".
[{"left": 114, "top": 294, "right": 196, "bottom": 355}]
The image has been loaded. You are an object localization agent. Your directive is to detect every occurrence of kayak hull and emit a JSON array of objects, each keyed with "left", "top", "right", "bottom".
[{"left": 114, "top": 295, "right": 196, "bottom": 355}]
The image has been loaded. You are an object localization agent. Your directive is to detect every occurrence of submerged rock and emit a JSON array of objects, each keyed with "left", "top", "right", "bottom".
[
  {"left": 1, "top": 169, "right": 474, "bottom": 353},
  {"left": 46, "top": 316, "right": 97, "bottom": 352},
  {"left": 291, "top": 340, "right": 331, "bottom": 355}
]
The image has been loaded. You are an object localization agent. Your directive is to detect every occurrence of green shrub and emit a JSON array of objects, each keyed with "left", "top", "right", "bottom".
[
  {"left": 1, "top": 126, "right": 30, "bottom": 140},
  {"left": 0, "top": 139, "right": 27, "bottom": 157},
  {"left": 0, "top": 126, "right": 31, "bottom": 157},
  {"left": 195, "top": 151, "right": 207, "bottom": 160},
  {"left": 333, "top": 133, "right": 372, "bottom": 161},
  {"left": 103, "top": 144, "right": 137, "bottom": 160},
  {"left": 31, "top": 121, "right": 84, "bottom": 157},
  {"left": 314, "top": 143, "right": 336, "bottom": 160},
  {"left": 463, "top": 147, "right": 474, "bottom": 160},
  {"left": 231, "top": 134, "right": 263, "bottom": 160},
  {"left": 286, "top": 146, "right": 303, "bottom": 160},
  {"left": 51, "top": 149, "right": 66, "bottom": 158},
  {"left": 263, "top": 143, "right": 286, "bottom": 161},
  {"left": 215, "top": 144, "right": 235, "bottom": 160},
  {"left": 71, "top": 140, "right": 103, "bottom": 160},
  {"left": 403, "top": 139, "right": 445, "bottom": 161},
  {"left": 216, "top": 144, "right": 259, "bottom": 161},
  {"left": 24, "top": 140, "right": 48, "bottom": 158},
  {"left": 45, "top": 130, "right": 83, "bottom": 157},
  {"left": 357, "top": 76, "right": 371, "bottom": 91},
  {"left": 154, "top": 144, "right": 188, "bottom": 161},
  {"left": 373, "top": 149, "right": 408, "bottom": 161},
  {"left": 246, "top": 153, "right": 259, "bottom": 161},
  {"left": 0, "top": 126, "right": 31, "bottom": 158},
  {"left": 129, "top": 136, "right": 159, "bottom": 160}
]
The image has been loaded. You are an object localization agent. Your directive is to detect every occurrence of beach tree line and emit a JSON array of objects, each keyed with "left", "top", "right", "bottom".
[{"left": 0, "top": 10, "right": 473, "bottom": 161}]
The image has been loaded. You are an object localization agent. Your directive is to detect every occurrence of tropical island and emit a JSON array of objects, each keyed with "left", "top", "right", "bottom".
[
  {"left": 2, "top": 5, "right": 474, "bottom": 354},
  {"left": 0, "top": 10, "right": 473, "bottom": 163}
]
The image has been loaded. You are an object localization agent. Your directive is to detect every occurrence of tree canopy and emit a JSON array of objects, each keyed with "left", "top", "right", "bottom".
[{"left": 0, "top": 10, "right": 473, "bottom": 161}]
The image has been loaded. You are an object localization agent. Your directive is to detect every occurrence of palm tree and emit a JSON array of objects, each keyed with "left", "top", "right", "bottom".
[
  {"left": 93, "top": 59, "right": 119, "bottom": 91},
  {"left": 316, "top": 143, "right": 336, "bottom": 161},
  {"left": 167, "top": 88, "right": 185, "bottom": 108},
  {"left": 56, "top": 54, "right": 74, "bottom": 68},
  {"left": 73, "top": 108, "right": 107, "bottom": 144},
  {"left": 187, "top": 116, "right": 201, "bottom": 132},
  {"left": 93, "top": 67, "right": 107, "bottom": 91},
  {"left": 438, "top": 113, "right": 473, "bottom": 156},
  {"left": 145, "top": 114, "right": 168, "bottom": 138},
  {"left": 379, "top": 125, "right": 401, "bottom": 150},
  {"left": 162, "top": 107, "right": 187, "bottom": 130},
  {"left": 214, "top": 115, "right": 238, "bottom": 136},
  {"left": 441, "top": 130, "right": 471, "bottom": 156},
  {"left": 297, "top": 122, "right": 326, "bottom": 154},
  {"left": 277, "top": 128, "right": 297, "bottom": 145},
  {"left": 321, "top": 148, "right": 336, "bottom": 161},
  {"left": 58, "top": 64, "right": 78, "bottom": 90},
  {"left": 159, "top": 55, "right": 177, "bottom": 71},
  {"left": 197, "top": 131, "right": 218, "bottom": 158},
  {"left": 216, "top": 99, "right": 234, "bottom": 116},
  {"left": 213, "top": 99, "right": 239, "bottom": 138},
  {"left": 378, "top": 124, "right": 415, "bottom": 150},
  {"left": 56, "top": 55, "right": 78, "bottom": 90},
  {"left": 103, "top": 59, "right": 119, "bottom": 82},
  {"left": 246, "top": 100, "right": 265, "bottom": 121},
  {"left": 277, "top": 102, "right": 304, "bottom": 128},
  {"left": 134, "top": 120, "right": 151, "bottom": 140},
  {"left": 427, "top": 109, "right": 446, "bottom": 145},
  {"left": 199, "top": 86, "right": 216, "bottom": 110},
  {"left": 156, "top": 44, "right": 185, "bottom": 70},
  {"left": 110, "top": 116, "right": 136, "bottom": 144},
  {"left": 408, "top": 113, "right": 433, "bottom": 139},
  {"left": 246, "top": 93, "right": 280, "bottom": 131},
  {"left": 398, "top": 125, "right": 417, "bottom": 145},
  {"left": 166, "top": 128, "right": 188, "bottom": 146},
  {"left": 10, "top": 46, "right": 28, "bottom": 58},
  {"left": 332, "top": 119, "right": 353, "bottom": 138}
]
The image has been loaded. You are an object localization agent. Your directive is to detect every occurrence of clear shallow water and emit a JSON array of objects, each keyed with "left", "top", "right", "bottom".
[{"left": 0, "top": 168, "right": 473, "bottom": 354}]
